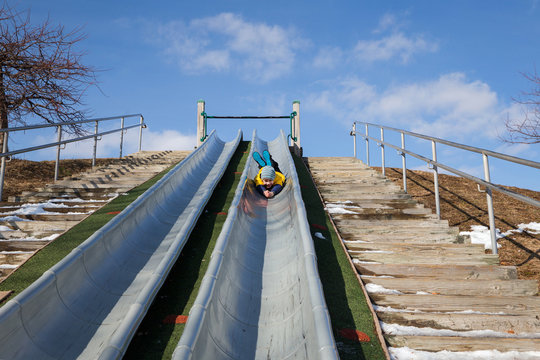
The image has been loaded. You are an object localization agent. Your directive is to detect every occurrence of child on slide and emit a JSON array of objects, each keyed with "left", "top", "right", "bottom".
[{"left": 253, "top": 150, "right": 286, "bottom": 199}]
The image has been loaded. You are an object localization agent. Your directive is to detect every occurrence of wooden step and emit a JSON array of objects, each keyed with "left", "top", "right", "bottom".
[
  {"left": 369, "top": 294, "right": 540, "bottom": 315},
  {"left": 0, "top": 240, "right": 50, "bottom": 252},
  {"left": 351, "top": 252, "right": 499, "bottom": 266},
  {"left": 385, "top": 336, "right": 540, "bottom": 353},
  {"left": 356, "top": 263, "right": 518, "bottom": 280},
  {"left": 378, "top": 311, "right": 540, "bottom": 334},
  {"left": 363, "top": 277, "right": 537, "bottom": 296}
]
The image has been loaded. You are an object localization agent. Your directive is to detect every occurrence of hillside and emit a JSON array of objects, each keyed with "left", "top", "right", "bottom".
[
  {"left": 1, "top": 158, "right": 538, "bottom": 287},
  {"left": 377, "top": 167, "right": 539, "bottom": 287}
]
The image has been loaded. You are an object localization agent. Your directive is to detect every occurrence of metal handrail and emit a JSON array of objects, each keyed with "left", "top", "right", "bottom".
[
  {"left": 351, "top": 121, "right": 540, "bottom": 255},
  {"left": 0, "top": 114, "right": 146, "bottom": 200},
  {"left": 0, "top": 113, "right": 144, "bottom": 133},
  {"left": 357, "top": 122, "right": 540, "bottom": 169}
]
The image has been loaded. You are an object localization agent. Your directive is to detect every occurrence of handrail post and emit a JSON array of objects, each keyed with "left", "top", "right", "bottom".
[
  {"left": 138, "top": 115, "right": 144, "bottom": 152},
  {"left": 292, "top": 100, "right": 301, "bottom": 156},
  {"left": 401, "top": 132, "right": 407, "bottom": 192},
  {"left": 92, "top": 121, "right": 98, "bottom": 168},
  {"left": 0, "top": 132, "right": 8, "bottom": 200},
  {"left": 54, "top": 125, "right": 62, "bottom": 181},
  {"left": 380, "top": 127, "right": 385, "bottom": 176},
  {"left": 352, "top": 122, "right": 357, "bottom": 158},
  {"left": 119, "top": 117, "right": 125, "bottom": 158},
  {"left": 197, "top": 100, "right": 206, "bottom": 147},
  {"left": 483, "top": 153, "right": 498, "bottom": 254},
  {"left": 431, "top": 140, "right": 441, "bottom": 219},
  {"left": 365, "top": 124, "right": 370, "bottom": 166}
]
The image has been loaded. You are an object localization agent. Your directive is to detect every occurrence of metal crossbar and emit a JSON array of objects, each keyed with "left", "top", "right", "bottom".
[
  {"left": 351, "top": 121, "right": 540, "bottom": 254},
  {"left": 0, "top": 114, "right": 146, "bottom": 200},
  {"left": 199, "top": 112, "right": 297, "bottom": 143}
]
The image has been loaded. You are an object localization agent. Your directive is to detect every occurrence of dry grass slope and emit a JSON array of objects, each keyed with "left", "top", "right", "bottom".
[{"left": 377, "top": 167, "right": 540, "bottom": 288}]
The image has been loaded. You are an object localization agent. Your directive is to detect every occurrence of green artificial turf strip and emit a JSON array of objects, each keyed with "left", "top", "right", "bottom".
[
  {"left": 292, "top": 154, "right": 387, "bottom": 360},
  {"left": 0, "top": 162, "right": 178, "bottom": 302},
  {"left": 123, "top": 141, "right": 250, "bottom": 359}
]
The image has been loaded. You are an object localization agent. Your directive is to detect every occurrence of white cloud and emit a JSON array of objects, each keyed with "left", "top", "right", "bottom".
[
  {"left": 354, "top": 32, "right": 438, "bottom": 64},
  {"left": 313, "top": 13, "right": 437, "bottom": 68},
  {"left": 305, "top": 73, "right": 507, "bottom": 140},
  {"left": 153, "top": 13, "right": 304, "bottom": 82},
  {"left": 313, "top": 47, "right": 343, "bottom": 69}
]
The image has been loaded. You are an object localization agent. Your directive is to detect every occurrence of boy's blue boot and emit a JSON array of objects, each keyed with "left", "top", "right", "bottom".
[
  {"left": 252, "top": 151, "right": 266, "bottom": 167},
  {"left": 262, "top": 150, "right": 272, "bottom": 167}
]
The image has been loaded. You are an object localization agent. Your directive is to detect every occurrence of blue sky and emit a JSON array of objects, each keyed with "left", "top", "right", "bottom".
[{"left": 13, "top": 0, "right": 540, "bottom": 190}]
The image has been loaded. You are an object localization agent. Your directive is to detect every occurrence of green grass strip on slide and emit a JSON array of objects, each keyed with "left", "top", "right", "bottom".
[
  {"left": 292, "top": 154, "right": 387, "bottom": 360},
  {"left": 124, "top": 141, "right": 250, "bottom": 359},
  {"left": 0, "top": 161, "right": 181, "bottom": 301}
]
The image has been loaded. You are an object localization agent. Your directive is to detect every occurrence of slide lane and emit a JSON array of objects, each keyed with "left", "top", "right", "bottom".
[
  {"left": 0, "top": 130, "right": 242, "bottom": 359},
  {"left": 174, "top": 130, "right": 338, "bottom": 359}
]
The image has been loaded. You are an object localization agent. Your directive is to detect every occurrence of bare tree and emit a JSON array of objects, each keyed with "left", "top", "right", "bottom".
[
  {"left": 0, "top": 3, "right": 97, "bottom": 143},
  {"left": 503, "top": 70, "right": 540, "bottom": 144}
]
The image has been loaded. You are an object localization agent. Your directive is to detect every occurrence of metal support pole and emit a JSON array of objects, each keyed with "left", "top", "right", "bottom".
[
  {"left": 365, "top": 124, "right": 370, "bottom": 166},
  {"left": 483, "top": 153, "right": 498, "bottom": 254},
  {"left": 0, "top": 132, "right": 8, "bottom": 200},
  {"left": 380, "top": 127, "right": 385, "bottom": 176},
  {"left": 138, "top": 115, "right": 144, "bottom": 152},
  {"left": 352, "top": 123, "right": 357, "bottom": 158},
  {"left": 431, "top": 140, "right": 441, "bottom": 219},
  {"left": 292, "top": 101, "right": 301, "bottom": 156},
  {"left": 401, "top": 132, "right": 407, "bottom": 192},
  {"left": 92, "top": 121, "right": 98, "bottom": 168},
  {"left": 197, "top": 100, "right": 205, "bottom": 147},
  {"left": 120, "top": 117, "right": 125, "bottom": 159},
  {"left": 54, "top": 125, "right": 62, "bottom": 181}
]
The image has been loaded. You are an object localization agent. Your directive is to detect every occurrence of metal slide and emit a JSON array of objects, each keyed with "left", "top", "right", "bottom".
[
  {"left": 0, "top": 130, "right": 241, "bottom": 359},
  {"left": 174, "top": 131, "right": 338, "bottom": 359}
]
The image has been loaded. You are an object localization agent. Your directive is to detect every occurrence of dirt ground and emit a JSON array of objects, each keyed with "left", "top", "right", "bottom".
[
  {"left": 375, "top": 167, "right": 540, "bottom": 288},
  {"left": 1, "top": 159, "right": 538, "bottom": 288},
  {"left": 0, "top": 158, "right": 122, "bottom": 201}
]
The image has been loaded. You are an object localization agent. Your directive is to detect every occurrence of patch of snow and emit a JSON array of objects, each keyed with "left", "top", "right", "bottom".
[
  {"left": 381, "top": 322, "right": 540, "bottom": 338},
  {"left": 461, "top": 222, "right": 540, "bottom": 250},
  {"left": 325, "top": 207, "right": 358, "bottom": 214},
  {"left": 0, "top": 234, "right": 59, "bottom": 242},
  {"left": 360, "top": 275, "right": 395, "bottom": 278},
  {"left": 0, "top": 264, "right": 18, "bottom": 269},
  {"left": 325, "top": 202, "right": 360, "bottom": 209},
  {"left": 365, "top": 283, "right": 403, "bottom": 294},
  {"left": 0, "top": 226, "right": 13, "bottom": 231},
  {"left": 352, "top": 258, "right": 381, "bottom": 264},
  {"left": 374, "top": 305, "right": 420, "bottom": 313},
  {"left": 374, "top": 305, "right": 505, "bottom": 315},
  {"left": 324, "top": 201, "right": 361, "bottom": 214},
  {"left": 514, "top": 222, "right": 540, "bottom": 235},
  {"left": 314, "top": 232, "right": 326, "bottom": 240},
  {"left": 343, "top": 239, "right": 369, "bottom": 243},
  {"left": 459, "top": 225, "right": 502, "bottom": 250},
  {"left": 389, "top": 347, "right": 540, "bottom": 360},
  {"left": 416, "top": 291, "right": 432, "bottom": 295},
  {"left": 0, "top": 216, "right": 31, "bottom": 222}
]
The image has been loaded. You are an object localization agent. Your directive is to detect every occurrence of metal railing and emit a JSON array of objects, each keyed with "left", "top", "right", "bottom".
[
  {"left": 350, "top": 121, "right": 540, "bottom": 254},
  {"left": 0, "top": 114, "right": 146, "bottom": 200}
]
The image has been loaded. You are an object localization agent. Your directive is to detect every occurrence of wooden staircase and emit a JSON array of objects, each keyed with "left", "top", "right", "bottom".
[
  {"left": 306, "top": 157, "right": 540, "bottom": 356},
  {"left": 0, "top": 150, "right": 190, "bottom": 283}
]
